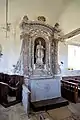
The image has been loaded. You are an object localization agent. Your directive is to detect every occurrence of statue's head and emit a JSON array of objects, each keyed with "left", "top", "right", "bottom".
[{"left": 39, "top": 41, "right": 41, "bottom": 45}]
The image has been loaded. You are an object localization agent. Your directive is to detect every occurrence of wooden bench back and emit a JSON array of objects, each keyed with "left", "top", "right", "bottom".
[{"left": 61, "top": 80, "right": 78, "bottom": 103}]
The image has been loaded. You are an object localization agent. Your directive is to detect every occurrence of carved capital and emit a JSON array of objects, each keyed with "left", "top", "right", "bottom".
[
  {"left": 20, "top": 33, "right": 29, "bottom": 40},
  {"left": 53, "top": 23, "right": 64, "bottom": 41}
]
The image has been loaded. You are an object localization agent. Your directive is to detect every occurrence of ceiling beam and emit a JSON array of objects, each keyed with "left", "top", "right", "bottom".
[
  {"left": 66, "top": 42, "right": 80, "bottom": 46},
  {"left": 63, "top": 28, "right": 80, "bottom": 40}
]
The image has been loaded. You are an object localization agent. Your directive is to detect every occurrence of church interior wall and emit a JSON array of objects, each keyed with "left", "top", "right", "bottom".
[
  {"left": 58, "top": 42, "right": 68, "bottom": 71},
  {"left": 0, "top": 38, "right": 68, "bottom": 73},
  {"left": 0, "top": 0, "right": 80, "bottom": 73}
]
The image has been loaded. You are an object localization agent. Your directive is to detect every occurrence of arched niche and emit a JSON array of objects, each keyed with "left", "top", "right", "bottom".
[{"left": 34, "top": 37, "right": 46, "bottom": 64}]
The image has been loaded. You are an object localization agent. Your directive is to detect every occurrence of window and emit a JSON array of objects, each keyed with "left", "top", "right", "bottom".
[{"left": 68, "top": 45, "right": 80, "bottom": 70}]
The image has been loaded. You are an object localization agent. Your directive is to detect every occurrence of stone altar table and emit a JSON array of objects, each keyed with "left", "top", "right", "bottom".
[{"left": 29, "top": 76, "right": 61, "bottom": 102}]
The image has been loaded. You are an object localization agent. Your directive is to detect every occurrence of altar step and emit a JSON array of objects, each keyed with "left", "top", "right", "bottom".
[{"left": 30, "top": 97, "right": 69, "bottom": 112}]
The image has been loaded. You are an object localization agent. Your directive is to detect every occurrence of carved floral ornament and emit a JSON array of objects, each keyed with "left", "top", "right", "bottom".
[
  {"left": 15, "top": 15, "right": 64, "bottom": 75},
  {"left": 20, "top": 15, "right": 64, "bottom": 41},
  {"left": 37, "top": 16, "right": 46, "bottom": 22},
  {"left": 20, "top": 26, "right": 53, "bottom": 40},
  {"left": 20, "top": 30, "right": 52, "bottom": 42}
]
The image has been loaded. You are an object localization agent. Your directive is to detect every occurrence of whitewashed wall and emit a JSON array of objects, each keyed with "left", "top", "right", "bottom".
[
  {"left": 0, "top": 39, "right": 68, "bottom": 73},
  {"left": 0, "top": 32, "right": 22, "bottom": 73},
  {"left": 1, "top": 0, "right": 79, "bottom": 73},
  {"left": 58, "top": 42, "right": 68, "bottom": 70}
]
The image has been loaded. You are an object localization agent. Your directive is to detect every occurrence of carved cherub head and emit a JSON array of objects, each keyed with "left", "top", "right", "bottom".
[
  {"left": 22, "top": 15, "right": 28, "bottom": 23},
  {"left": 54, "top": 23, "right": 61, "bottom": 32},
  {"left": 55, "top": 23, "right": 59, "bottom": 27}
]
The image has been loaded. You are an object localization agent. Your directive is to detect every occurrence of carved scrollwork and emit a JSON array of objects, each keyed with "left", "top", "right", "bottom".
[{"left": 18, "top": 17, "right": 64, "bottom": 76}]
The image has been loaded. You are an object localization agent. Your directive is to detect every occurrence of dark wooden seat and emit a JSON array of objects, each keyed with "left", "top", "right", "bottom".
[
  {"left": 61, "top": 76, "right": 80, "bottom": 103},
  {"left": 61, "top": 80, "right": 78, "bottom": 103},
  {"left": 0, "top": 73, "right": 24, "bottom": 107}
]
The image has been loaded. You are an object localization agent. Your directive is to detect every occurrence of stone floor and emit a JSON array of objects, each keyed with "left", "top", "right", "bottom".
[
  {"left": 0, "top": 103, "right": 80, "bottom": 120},
  {"left": 0, "top": 103, "right": 28, "bottom": 120}
]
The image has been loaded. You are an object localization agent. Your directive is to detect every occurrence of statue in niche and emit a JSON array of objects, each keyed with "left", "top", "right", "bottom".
[
  {"left": 34, "top": 38, "right": 45, "bottom": 68},
  {"left": 36, "top": 40, "right": 45, "bottom": 65}
]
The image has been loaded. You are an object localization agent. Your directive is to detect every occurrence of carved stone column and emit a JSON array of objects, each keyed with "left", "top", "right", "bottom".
[
  {"left": 52, "top": 23, "right": 62, "bottom": 75},
  {"left": 22, "top": 39, "right": 28, "bottom": 75},
  {"left": 20, "top": 33, "right": 30, "bottom": 76},
  {"left": 52, "top": 40, "right": 58, "bottom": 75}
]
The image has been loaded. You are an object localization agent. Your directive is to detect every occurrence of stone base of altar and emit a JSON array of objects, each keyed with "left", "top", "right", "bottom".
[
  {"left": 31, "top": 97, "right": 69, "bottom": 112},
  {"left": 28, "top": 75, "right": 61, "bottom": 102}
]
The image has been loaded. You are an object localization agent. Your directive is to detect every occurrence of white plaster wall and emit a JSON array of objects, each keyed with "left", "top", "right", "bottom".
[
  {"left": 57, "top": 0, "right": 80, "bottom": 71},
  {"left": 59, "top": 0, "right": 80, "bottom": 34},
  {"left": 0, "top": 36, "right": 68, "bottom": 73},
  {"left": 0, "top": 0, "right": 77, "bottom": 73},
  {"left": 58, "top": 0, "right": 80, "bottom": 71},
  {"left": 58, "top": 42, "right": 68, "bottom": 70},
  {"left": 0, "top": 31, "right": 21, "bottom": 73}
]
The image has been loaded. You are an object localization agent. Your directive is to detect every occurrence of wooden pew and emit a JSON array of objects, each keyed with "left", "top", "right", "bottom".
[
  {"left": 62, "top": 76, "right": 80, "bottom": 97},
  {"left": 61, "top": 80, "right": 78, "bottom": 103},
  {"left": 0, "top": 73, "right": 24, "bottom": 107}
]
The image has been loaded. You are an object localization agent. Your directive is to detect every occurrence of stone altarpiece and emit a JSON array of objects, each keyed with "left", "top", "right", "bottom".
[{"left": 19, "top": 16, "right": 63, "bottom": 102}]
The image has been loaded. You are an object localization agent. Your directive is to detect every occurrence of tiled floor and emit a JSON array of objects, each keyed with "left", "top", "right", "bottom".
[{"left": 0, "top": 103, "right": 80, "bottom": 120}]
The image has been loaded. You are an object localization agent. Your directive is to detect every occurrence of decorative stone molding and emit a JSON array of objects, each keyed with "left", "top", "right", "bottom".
[
  {"left": 14, "top": 16, "right": 64, "bottom": 76},
  {"left": 37, "top": 16, "right": 46, "bottom": 22}
]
